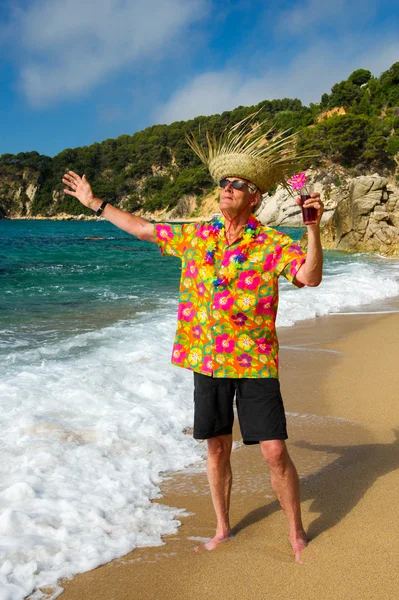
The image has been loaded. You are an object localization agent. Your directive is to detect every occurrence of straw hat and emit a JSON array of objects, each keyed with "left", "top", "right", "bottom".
[{"left": 186, "top": 113, "right": 310, "bottom": 194}]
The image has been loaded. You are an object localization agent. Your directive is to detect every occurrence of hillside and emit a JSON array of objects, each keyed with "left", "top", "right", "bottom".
[{"left": 1, "top": 63, "right": 399, "bottom": 220}]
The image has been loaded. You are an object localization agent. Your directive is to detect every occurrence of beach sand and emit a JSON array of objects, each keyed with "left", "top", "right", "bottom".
[{"left": 56, "top": 310, "right": 399, "bottom": 600}]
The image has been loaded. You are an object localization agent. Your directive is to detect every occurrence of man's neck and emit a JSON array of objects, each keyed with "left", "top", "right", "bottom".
[
  {"left": 222, "top": 208, "right": 253, "bottom": 228},
  {"left": 222, "top": 209, "right": 255, "bottom": 244}
]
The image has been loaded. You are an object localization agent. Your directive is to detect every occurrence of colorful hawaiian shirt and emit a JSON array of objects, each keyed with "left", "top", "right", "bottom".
[{"left": 154, "top": 216, "right": 306, "bottom": 379}]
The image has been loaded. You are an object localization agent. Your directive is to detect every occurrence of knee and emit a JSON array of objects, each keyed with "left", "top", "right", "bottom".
[
  {"left": 207, "top": 435, "right": 232, "bottom": 460},
  {"left": 260, "top": 440, "right": 288, "bottom": 472}
]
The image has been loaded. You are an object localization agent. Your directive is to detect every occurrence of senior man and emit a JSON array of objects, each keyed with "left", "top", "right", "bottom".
[{"left": 62, "top": 118, "right": 323, "bottom": 563}]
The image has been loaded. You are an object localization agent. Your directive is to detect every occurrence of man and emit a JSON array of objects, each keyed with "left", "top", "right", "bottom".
[{"left": 62, "top": 118, "right": 323, "bottom": 563}]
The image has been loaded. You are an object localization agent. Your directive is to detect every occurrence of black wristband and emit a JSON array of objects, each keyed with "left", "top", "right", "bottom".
[{"left": 95, "top": 201, "right": 108, "bottom": 217}]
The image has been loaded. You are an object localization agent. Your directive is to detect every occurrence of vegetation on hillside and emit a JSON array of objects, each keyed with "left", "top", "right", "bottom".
[{"left": 1, "top": 62, "right": 399, "bottom": 217}]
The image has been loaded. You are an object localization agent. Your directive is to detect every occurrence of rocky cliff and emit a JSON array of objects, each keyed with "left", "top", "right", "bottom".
[
  {"left": 316, "top": 175, "right": 399, "bottom": 256},
  {"left": 0, "top": 167, "right": 41, "bottom": 218}
]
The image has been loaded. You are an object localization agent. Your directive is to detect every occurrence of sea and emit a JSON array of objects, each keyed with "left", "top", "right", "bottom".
[{"left": 1, "top": 219, "right": 399, "bottom": 600}]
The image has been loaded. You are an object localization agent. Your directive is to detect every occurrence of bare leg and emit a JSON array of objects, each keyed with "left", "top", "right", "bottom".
[
  {"left": 260, "top": 440, "right": 308, "bottom": 563},
  {"left": 195, "top": 434, "right": 233, "bottom": 551}
]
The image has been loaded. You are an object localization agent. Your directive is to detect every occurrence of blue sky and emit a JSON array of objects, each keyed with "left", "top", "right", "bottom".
[{"left": 1, "top": 0, "right": 398, "bottom": 157}]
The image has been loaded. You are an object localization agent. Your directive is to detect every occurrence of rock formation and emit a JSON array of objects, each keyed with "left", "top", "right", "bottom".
[{"left": 318, "top": 176, "right": 399, "bottom": 256}]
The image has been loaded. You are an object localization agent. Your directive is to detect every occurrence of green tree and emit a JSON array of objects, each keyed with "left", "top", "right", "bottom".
[{"left": 348, "top": 69, "right": 372, "bottom": 86}]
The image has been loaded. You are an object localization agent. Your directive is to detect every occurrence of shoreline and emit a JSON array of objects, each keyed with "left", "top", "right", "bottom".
[{"left": 53, "top": 307, "right": 399, "bottom": 600}]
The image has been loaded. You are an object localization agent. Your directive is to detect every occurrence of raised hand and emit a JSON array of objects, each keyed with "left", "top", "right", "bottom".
[
  {"left": 62, "top": 171, "right": 96, "bottom": 209},
  {"left": 295, "top": 192, "right": 324, "bottom": 226}
]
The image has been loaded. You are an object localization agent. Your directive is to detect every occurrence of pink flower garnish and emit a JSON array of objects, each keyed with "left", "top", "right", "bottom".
[{"left": 287, "top": 171, "right": 308, "bottom": 191}]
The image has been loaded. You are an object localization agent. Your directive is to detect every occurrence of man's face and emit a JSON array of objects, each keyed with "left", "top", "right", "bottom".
[{"left": 219, "top": 177, "right": 259, "bottom": 215}]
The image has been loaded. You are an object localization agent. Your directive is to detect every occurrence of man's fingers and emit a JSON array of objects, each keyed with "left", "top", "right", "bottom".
[
  {"left": 62, "top": 179, "right": 77, "bottom": 190},
  {"left": 63, "top": 189, "right": 77, "bottom": 196},
  {"left": 62, "top": 174, "right": 77, "bottom": 185},
  {"left": 68, "top": 170, "right": 80, "bottom": 180},
  {"left": 303, "top": 198, "right": 323, "bottom": 207}
]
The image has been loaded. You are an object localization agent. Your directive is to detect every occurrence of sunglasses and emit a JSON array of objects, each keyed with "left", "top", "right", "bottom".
[{"left": 219, "top": 178, "right": 250, "bottom": 190}]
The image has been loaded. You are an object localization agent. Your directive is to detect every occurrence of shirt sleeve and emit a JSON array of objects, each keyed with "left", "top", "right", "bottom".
[
  {"left": 273, "top": 232, "right": 306, "bottom": 288},
  {"left": 153, "top": 223, "right": 195, "bottom": 259}
]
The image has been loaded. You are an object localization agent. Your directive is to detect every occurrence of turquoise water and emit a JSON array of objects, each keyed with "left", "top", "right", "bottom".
[
  {"left": 1, "top": 219, "right": 399, "bottom": 356},
  {"left": 0, "top": 220, "right": 183, "bottom": 352}
]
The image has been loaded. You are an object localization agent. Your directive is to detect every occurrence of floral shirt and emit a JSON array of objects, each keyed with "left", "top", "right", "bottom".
[{"left": 154, "top": 216, "right": 306, "bottom": 379}]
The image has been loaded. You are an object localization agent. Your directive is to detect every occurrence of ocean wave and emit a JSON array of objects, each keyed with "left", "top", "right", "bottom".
[{"left": 0, "top": 312, "right": 203, "bottom": 600}]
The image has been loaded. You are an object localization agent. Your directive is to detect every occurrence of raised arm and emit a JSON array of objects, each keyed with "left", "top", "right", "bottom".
[{"left": 62, "top": 171, "right": 156, "bottom": 243}]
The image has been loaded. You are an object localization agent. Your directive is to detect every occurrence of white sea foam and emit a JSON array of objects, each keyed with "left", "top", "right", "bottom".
[
  {"left": 277, "top": 258, "right": 399, "bottom": 326},
  {"left": 1, "top": 256, "right": 399, "bottom": 598},
  {"left": 0, "top": 310, "right": 203, "bottom": 600}
]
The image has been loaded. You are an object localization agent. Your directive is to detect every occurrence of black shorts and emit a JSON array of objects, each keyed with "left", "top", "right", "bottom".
[{"left": 193, "top": 372, "right": 287, "bottom": 445}]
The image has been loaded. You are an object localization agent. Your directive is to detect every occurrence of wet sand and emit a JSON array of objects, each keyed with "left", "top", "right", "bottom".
[{"left": 53, "top": 310, "right": 399, "bottom": 600}]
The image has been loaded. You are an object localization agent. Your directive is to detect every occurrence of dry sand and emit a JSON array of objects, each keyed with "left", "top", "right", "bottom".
[{"left": 54, "top": 311, "right": 399, "bottom": 600}]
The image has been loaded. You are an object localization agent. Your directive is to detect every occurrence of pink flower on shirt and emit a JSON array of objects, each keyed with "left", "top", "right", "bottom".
[
  {"left": 172, "top": 344, "right": 187, "bottom": 363},
  {"left": 178, "top": 302, "right": 195, "bottom": 322},
  {"left": 215, "top": 334, "right": 235, "bottom": 353},
  {"left": 237, "top": 269, "right": 261, "bottom": 290},
  {"left": 202, "top": 356, "right": 213, "bottom": 373},
  {"left": 196, "top": 224, "right": 214, "bottom": 240},
  {"left": 255, "top": 338, "right": 272, "bottom": 354},
  {"left": 213, "top": 290, "right": 234, "bottom": 310},
  {"left": 221, "top": 249, "right": 235, "bottom": 267},
  {"left": 185, "top": 260, "right": 198, "bottom": 278},
  {"left": 155, "top": 224, "right": 174, "bottom": 240},
  {"left": 264, "top": 245, "right": 282, "bottom": 271},
  {"left": 255, "top": 296, "right": 274, "bottom": 315},
  {"left": 221, "top": 247, "right": 247, "bottom": 267},
  {"left": 289, "top": 258, "right": 304, "bottom": 276}
]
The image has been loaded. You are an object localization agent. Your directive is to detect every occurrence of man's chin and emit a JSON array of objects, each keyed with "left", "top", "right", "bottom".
[{"left": 219, "top": 200, "right": 234, "bottom": 211}]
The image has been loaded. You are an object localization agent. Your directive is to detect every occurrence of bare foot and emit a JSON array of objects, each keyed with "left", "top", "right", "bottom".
[
  {"left": 194, "top": 531, "right": 233, "bottom": 552},
  {"left": 290, "top": 530, "right": 308, "bottom": 563}
]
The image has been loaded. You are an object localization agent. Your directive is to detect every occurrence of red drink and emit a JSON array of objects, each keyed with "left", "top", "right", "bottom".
[{"left": 300, "top": 194, "right": 318, "bottom": 225}]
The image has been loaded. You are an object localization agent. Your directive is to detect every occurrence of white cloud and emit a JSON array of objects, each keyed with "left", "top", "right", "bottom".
[
  {"left": 154, "top": 35, "right": 399, "bottom": 124},
  {"left": 5, "top": 0, "right": 208, "bottom": 107},
  {"left": 275, "top": 0, "right": 376, "bottom": 34}
]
